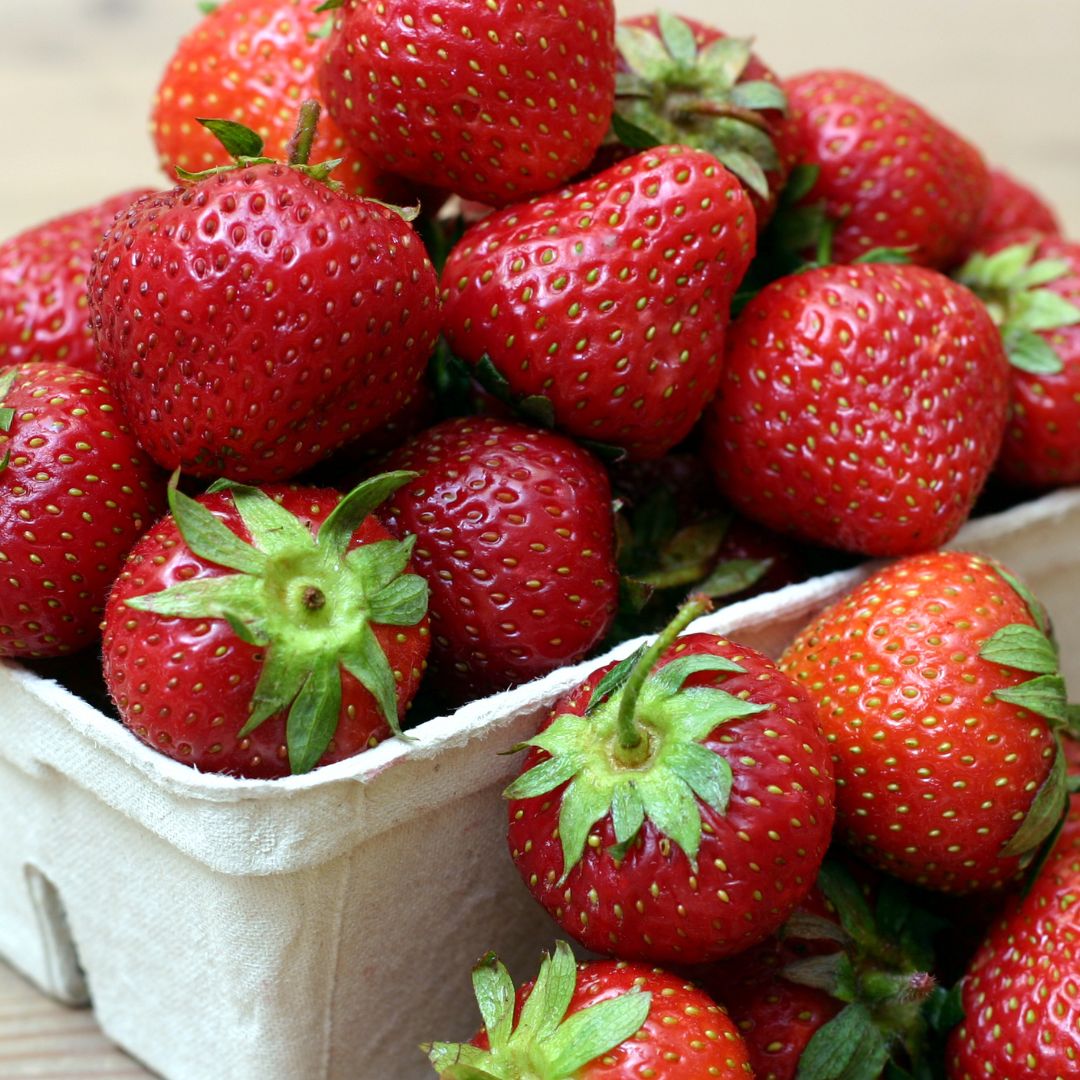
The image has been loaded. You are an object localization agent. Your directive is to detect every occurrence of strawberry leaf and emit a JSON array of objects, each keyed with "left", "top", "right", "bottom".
[
  {"left": 648, "top": 653, "right": 746, "bottom": 696},
  {"left": 615, "top": 25, "right": 674, "bottom": 82},
  {"left": 713, "top": 147, "right": 770, "bottom": 200},
  {"left": 992, "top": 565, "right": 1051, "bottom": 635},
  {"left": 198, "top": 117, "right": 265, "bottom": 160},
  {"left": 515, "top": 942, "right": 577, "bottom": 1044},
  {"left": 286, "top": 653, "right": 343, "bottom": 775},
  {"left": 367, "top": 574, "right": 429, "bottom": 626},
  {"left": 340, "top": 620, "right": 404, "bottom": 734},
  {"left": 815, "top": 860, "right": 876, "bottom": 950},
  {"left": 125, "top": 573, "right": 263, "bottom": 624},
  {"left": 1006, "top": 328, "right": 1066, "bottom": 374},
  {"left": 1009, "top": 288, "right": 1080, "bottom": 333},
  {"left": 557, "top": 775, "right": 614, "bottom": 879},
  {"left": 655, "top": 10, "right": 698, "bottom": 67},
  {"left": 610, "top": 781, "right": 645, "bottom": 844},
  {"left": 471, "top": 954, "right": 515, "bottom": 1051},
  {"left": 697, "top": 36, "right": 753, "bottom": 89},
  {"left": 635, "top": 771, "right": 702, "bottom": 863},
  {"left": 345, "top": 536, "right": 418, "bottom": 596},
  {"left": 540, "top": 990, "right": 651, "bottom": 1075},
  {"left": 697, "top": 556, "right": 773, "bottom": 599},
  {"left": 665, "top": 741, "right": 734, "bottom": 814},
  {"left": 979, "top": 622, "right": 1060, "bottom": 674},
  {"left": 654, "top": 687, "right": 767, "bottom": 742},
  {"left": 586, "top": 645, "right": 647, "bottom": 713},
  {"left": 999, "top": 744, "right": 1067, "bottom": 859},
  {"left": 503, "top": 752, "right": 584, "bottom": 801},
  {"left": 730, "top": 79, "right": 788, "bottom": 113},
  {"left": 610, "top": 113, "right": 663, "bottom": 152},
  {"left": 230, "top": 484, "right": 315, "bottom": 554},
  {"left": 317, "top": 470, "right": 416, "bottom": 564},
  {"left": 243, "top": 641, "right": 309, "bottom": 736},
  {"left": 993, "top": 673, "right": 1069, "bottom": 724},
  {"left": 797, "top": 1003, "right": 891, "bottom": 1080},
  {"left": 167, "top": 480, "right": 269, "bottom": 574}
]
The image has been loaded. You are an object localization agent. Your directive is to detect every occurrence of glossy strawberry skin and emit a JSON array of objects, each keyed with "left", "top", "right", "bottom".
[
  {"left": 508, "top": 634, "right": 835, "bottom": 965},
  {"left": 319, "top": 0, "right": 617, "bottom": 207},
  {"left": 0, "top": 363, "right": 165, "bottom": 658},
  {"left": 959, "top": 167, "right": 1061, "bottom": 261},
  {"left": 947, "top": 793, "right": 1080, "bottom": 1078},
  {"left": 441, "top": 146, "right": 756, "bottom": 459},
  {"left": 702, "top": 263, "right": 1010, "bottom": 556},
  {"left": 474, "top": 960, "right": 753, "bottom": 1078},
  {"left": 102, "top": 486, "right": 429, "bottom": 778},
  {"left": 151, "top": 0, "right": 389, "bottom": 198},
  {"left": 88, "top": 167, "right": 440, "bottom": 483},
  {"left": 381, "top": 417, "right": 618, "bottom": 699},
  {"left": 780, "top": 551, "right": 1060, "bottom": 893},
  {"left": 0, "top": 190, "right": 148, "bottom": 373},
  {"left": 785, "top": 70, "right": 990, "bottom": 268},
  {"left": 987, "top": 235, "right": 1080, "bottom": 489}
]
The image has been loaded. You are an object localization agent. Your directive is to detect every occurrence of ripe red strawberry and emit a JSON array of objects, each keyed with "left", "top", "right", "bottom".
[
  {"left": 88, "top": 111, "right": 441, "bottom": 483},
  {"left": 318, "top": 0, "right": 617, "bottom": 207},
  {"left": 955, "top": 236, "right": 1080, "bottom": 488},
  {"left": 702, "top": 262, "right": 1010, "bottom": 556},
  {"left": 0, "top": 190, "right": 149, "bottom": 372},
  {"left": 102, "top": 471, "right": 429, "bottom": 777},
  {"left": 441, "top": 146, "right": 756, "bottom": 459},
  {"left": 784, "top": 70, "right": 990, "bottom": 268},
  {"left": 424, "top": 940, "right": 753, "bottom": 1078},
  {"left": 947, "top": 789, "right": 1080, "bottom": 1077},
  {"left": 958, "top": 167, "right": 1061, "bottom": 260},
  {"left": 380, "top": 416, "right": 618, "bottom": 700},
  {"left": 0, "top": 362, "right": 165, "bottom": 657},
  {"left": 151, "top": 0, "right": 390, "bottom": 198},
  {"left": 506, "top": 599, "right": 835, "bottom": 965},
  {"left": 780, "top": 551, "right": 1069, "bottom": 893},
  {"left": 611, "top": 12, "right": 799, "bottom": 229}
]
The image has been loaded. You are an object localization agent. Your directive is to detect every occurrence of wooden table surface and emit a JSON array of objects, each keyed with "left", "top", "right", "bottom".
[{"left": 2, "top": 0, "right": 1079, "bottom": 1076}]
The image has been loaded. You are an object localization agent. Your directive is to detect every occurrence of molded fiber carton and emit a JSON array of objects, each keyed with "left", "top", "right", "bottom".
[{"left": 2, "top": 489, "right": 1079, "bottom": 1079}]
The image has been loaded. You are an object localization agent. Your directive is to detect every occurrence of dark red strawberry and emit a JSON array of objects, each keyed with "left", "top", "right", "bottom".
[
  {"left": 702, "top": 262, "right": 1010, "bottom": 556},
  {"left": 958, "top": 167, "right": 1061, "bottom": 260},
  {"left": 955, "top": 235, "right": 1080, "bottom": 488},
  {"left": 505, "top": 598, "right": 835, "bottom": 965},
  {"left": 0, "top": 363, "right": 165, "bottom": 657},
  {"left": 151, "top": 0, "right": 391, "bottom": 198},
  {"left": 424, "top": 940, "right": 753, "bottom": 1078},
  {"left": 441, "top": 146, "right": 756, "bottom": 459},
  {"left": 380, "top": 416, "right": 618, "bottom": 700},
  {"left": 610, "top": 12, "right": 799, "bottom": 229},
  {"left": 947, "top": 788, "right": 1080, "bottom": 1077},
  {"left": 784, "top": 70, "right": 990, "bottom": 268},
  {"left": 102, "top": 471, "right": 429, "bottom": 777},
  {"left": 318, "top": 0, "right": 617, "bottom": 207},
  {"left": 0, "top": 190, "right": 148, "bottom": 372},
  {"left": 88, "top": 109, "right": 440, "bottom": 483},
  {"left": 780, "top": 550, "right": 1069, "bottom": 893}
]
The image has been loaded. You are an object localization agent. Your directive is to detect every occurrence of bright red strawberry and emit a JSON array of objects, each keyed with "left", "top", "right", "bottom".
[
  {"left": 0, "top": 363, "right": 165, "bottom": 657},
  {"left": 318, "top": 0, "right": 617, "bottom": 207},
  {"left": 784, "top": 70, "right": 990, "bottom": 268},
  {"left": 702, "top": 262, "right": 1010, "bottom": 556},
  {"left": 380, "top": 416, "right": 618, "bottom": 700},
  {"left": 102, "top": 471, "right": 430, "bottom": 777},
  {"left": 947, "top": 789, "right": 1080, "bottom": 1078},
  {"left": 424, "top": 940, "right": 753, "bottom": 1078},
  {"left": 610, "top": 12, "right": 799, "bottom": 229},
  {"left": 958, "top": 167, "right": 1061, "bottom": 261},
  {"left": 0, "top": 190, "right": 148, "bottom": 372},
  {"left": 441, "top": 146, "right": 756, "bottom": 459},
  {"left": 955, "top": 235, "right": 1080, "bottom": 488},
  {"left": 780, "top": 551, "right": 1069, "bottom": 893},
  {"left": 506, "top": 599, "right": 835, "bottom": 965},
  {"left": 88, "top": 111, "right": 440, "bottom": 483},
  {"left": 151, "top": 0, "right": 390, "bottom": 198}
]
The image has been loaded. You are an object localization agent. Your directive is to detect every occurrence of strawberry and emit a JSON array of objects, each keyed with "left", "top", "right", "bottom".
[
  {"left": 151, "top": 0, "right": 390, "bottom": 198},
  {"left": 947, "top": 787, "right": 1080, "bottom": 1077},
  {"left": 784, "top": 70, "right": 990, "bottom": 268},
  {"left": 0, "top": 363, "right": 165, "bottom": 658},
  {"left": 0, "top": 190, "right": 148, "bottom": 372},
  {"left": 102, "top": 470, "right": 429, "bottom": 777},
  {"left": 318, "top": 0, "right": 617, "bottom": 207},
  {"left": 441, "top": 146, "right": 756, "bottom": 459},
  {"left": 380, "top": 416, "right": 618, "bottom": 700},
  {"left": 88, "top": 108, "right": 441, "bottom": 483},
  {"left": 958, "top": 167, "right": 1061, "bottom": 260},
  {"left": 955, "top": 236, "right": 1080, "bottom": 488},
  {"left": 779, "top": 550, "right": 1070, "bottom": 893},
  {"left": 702, "top": 262, "right": 1011, "bottom": 556},
  {"left": 505, "top": 598, "right": 835, "bottom": 965},
  {"left": 610, "top": 12, "right": 799, "bottom": 229},
  {"left": 424, "top": 940, "right": 753, "bottom": 1078}
]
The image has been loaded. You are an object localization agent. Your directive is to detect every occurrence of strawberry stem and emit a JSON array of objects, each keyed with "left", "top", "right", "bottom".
[
  {"left": 614, "top": 594, "right": 712, "bottom": 759},
  {"left": 287, "top": 99, "right": 322, "bottom": 167}
]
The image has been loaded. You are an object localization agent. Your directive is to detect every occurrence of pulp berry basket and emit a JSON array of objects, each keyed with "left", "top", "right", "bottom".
[{"left": 2, "top": 488, "right": 1079, "bottom": 1080}]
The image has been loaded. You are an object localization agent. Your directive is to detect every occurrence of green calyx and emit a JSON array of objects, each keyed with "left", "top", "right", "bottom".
[
  {"left": 613, "top": 11, "right": 787, "bottom": 199},
  {"left": 0, "top": 366, "right": 18, "bottom": 473},
  {"left": 955, "top": 240, "right": 1080, "bottom": 375},
  {"left": 779, "top": 860, "right": 953, "bottom": 1080},
  {"left": 504, "top": 597, "right": 767, "bottom": 879},
  {"left": 423, "top": 941, "right": 651, "bottom": 1080},
  {"left": 175, "top": 100, "right": 345, "bottom": 189},
  {"left": 125, "top": 470, "right": 428, "bottom": 774}
]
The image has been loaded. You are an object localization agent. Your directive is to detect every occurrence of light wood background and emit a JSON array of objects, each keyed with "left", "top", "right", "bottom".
[{"left": 1, "top": 0, "right": 1078, "bottom": 1075}]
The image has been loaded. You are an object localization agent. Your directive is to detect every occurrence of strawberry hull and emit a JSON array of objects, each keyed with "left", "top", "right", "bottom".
[{"left": 0, "top": 489, "right": 1078, "bottom": 1079}]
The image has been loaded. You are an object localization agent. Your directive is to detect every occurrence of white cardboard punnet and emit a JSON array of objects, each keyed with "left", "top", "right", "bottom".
[{"left": 2, "top": 488, "right": 1079, "bottom": 1078}]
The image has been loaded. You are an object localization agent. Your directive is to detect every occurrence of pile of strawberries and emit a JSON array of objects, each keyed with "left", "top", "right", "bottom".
[{"left": 2, "top": 0, "right": 1080, "bottom": 1076}]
